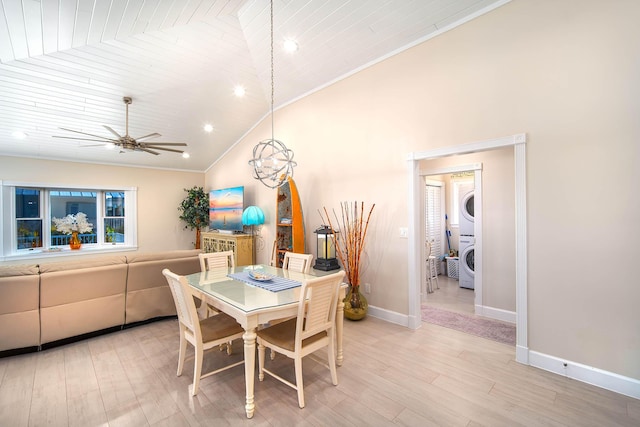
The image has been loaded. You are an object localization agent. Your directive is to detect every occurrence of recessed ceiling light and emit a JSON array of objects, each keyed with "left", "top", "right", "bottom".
[
  {"left": 204, "top": 124, "right": 214, "bottom": 132},
  {"left": 234, "top": 85, "right": 246, "bottom": 97},
  {"left": 182, "top": 152, "right": 190, "bottom": 159},
  {"left": 283, "top": 39, "right": 298, "bottom": 53},
  {"left": 12, "top": 131, "right": 28, "bottom": 139}
]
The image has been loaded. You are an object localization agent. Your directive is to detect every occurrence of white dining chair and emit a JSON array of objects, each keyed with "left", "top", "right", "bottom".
[
  {"left": 162, "top": 269, "right": 244, "bottom": 396},
  {"left": 257, "top": 270, "right": 345, "bottom": 408},
  {"left": 196, "top": 252, "right": 234, "bottom": 319},
  {"left": 282, "top": 252, "right": 313, "bottom": 274},
  {"left": 267, "top": 251, "right": 315, "bottom": 361},
  {"left": 199, "top": 251, "right": 235, "bottom": 271}
]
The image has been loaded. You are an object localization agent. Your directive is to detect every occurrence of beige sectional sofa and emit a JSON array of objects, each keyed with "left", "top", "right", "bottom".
[{"left": 0, "top": 249, "right": 200, "bottom": 353}]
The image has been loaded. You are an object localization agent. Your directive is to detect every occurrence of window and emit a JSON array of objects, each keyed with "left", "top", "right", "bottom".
[
  {"left": 425, "top": 181, "right": 444, "bottom": 273},
  {"left": 104, "top": 191, "right": 126, "bottom": 244},
  {"left": 16, "top": 188, "right": 42, "bottom": 249},
  {"left": 50, "top": 190, "right": 98, "bottom": 247},
  {"left": 1, "top": 181, "right": 137, "bottom": 260}
]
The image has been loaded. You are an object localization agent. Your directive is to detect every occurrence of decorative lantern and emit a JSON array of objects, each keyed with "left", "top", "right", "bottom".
[{"left": 313, "top": 226, "right": 340, "bottom": 271}]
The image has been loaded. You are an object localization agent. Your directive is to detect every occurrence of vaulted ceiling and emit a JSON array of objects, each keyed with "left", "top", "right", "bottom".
[{"left": 0, "top": 0, "right": 507, "bottom": 171}]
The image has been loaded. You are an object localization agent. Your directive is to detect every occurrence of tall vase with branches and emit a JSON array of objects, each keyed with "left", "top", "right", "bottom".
[
  {"left": 178, "top": 186, "right": 209, "bottom": 250},
  {"left": 321, "top": 201, "right": 375, "bottom": 320}
]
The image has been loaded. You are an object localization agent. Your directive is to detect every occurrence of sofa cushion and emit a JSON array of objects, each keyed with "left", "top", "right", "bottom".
[
  {"left": 124, "top": 250, "right": 200, "bottom": 324},
  {"left": 39, "top": 256, "right": 128, "bottom": 344},
  {"left": 125, "top": 249, "right": 201, "bottom": 264},
  {"left": 0, "top": 264, "right": 39, "bottom": 313},
  {"left": 38, "top": 256, "right": 127, "bottom": 273},
  {"left": 0, "top": 264, "right": 40, "bottom": 351},
  {"left": 0, "top": 264, "right": 39, "bottom": 278}
]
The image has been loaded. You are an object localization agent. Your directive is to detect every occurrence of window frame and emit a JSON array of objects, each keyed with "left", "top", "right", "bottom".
[{"left": 1, "top": 180, "right": 137, "bottom": 261}]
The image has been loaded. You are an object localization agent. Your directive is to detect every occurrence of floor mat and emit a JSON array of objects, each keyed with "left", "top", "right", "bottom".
[{"left": 421, "top": 305, "right": 516, "bottom": 345}]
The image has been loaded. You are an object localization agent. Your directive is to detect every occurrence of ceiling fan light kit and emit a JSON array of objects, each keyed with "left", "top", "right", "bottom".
[{"left": 53, "top": 97, "right": 188, "bottom": 156}]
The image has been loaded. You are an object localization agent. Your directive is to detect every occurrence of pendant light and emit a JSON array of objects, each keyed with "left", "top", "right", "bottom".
[{"left": 248, "top": 0, "right": 297, "bottom": 189}]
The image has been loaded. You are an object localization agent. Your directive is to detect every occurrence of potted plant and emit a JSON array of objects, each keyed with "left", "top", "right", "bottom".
[
  {"left": 178, "top": 186, "right": 209, "bottom": 250},
  {"left": 321, "top": 201, "right": 375, "bottom": 320}
]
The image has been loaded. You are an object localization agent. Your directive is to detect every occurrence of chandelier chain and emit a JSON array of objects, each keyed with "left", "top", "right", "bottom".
[{"left": 270, "top": 0, "right": 274, "bottom": 141}]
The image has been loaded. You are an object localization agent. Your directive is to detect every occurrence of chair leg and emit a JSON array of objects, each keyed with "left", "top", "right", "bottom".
[
  {"left": 328, "top": 334, "right": 338, "bottom": 386},
  {"left": 192, "top": 345, "right": 204, "bottom": 396},
  {"left": 432, "top": 258, "right": 440, "bottom": 290},
  {"left": 257, "top": 342, "right": 266, "bottom": 381},
  {"left": 177, "top": 328, "right": 187, "bottom": 376},
  {"left": 294, "top": 356, "right": 305, "bottom": 408}
]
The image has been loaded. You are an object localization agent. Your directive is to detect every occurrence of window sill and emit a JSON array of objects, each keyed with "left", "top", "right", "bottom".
[{"left": 1, "top": 245, "right": 138, "bottom": 262}]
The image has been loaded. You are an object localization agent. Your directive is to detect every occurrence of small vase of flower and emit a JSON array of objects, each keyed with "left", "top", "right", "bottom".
[{"left": 52, "top": 212, "right": 93, "bottom": 250}]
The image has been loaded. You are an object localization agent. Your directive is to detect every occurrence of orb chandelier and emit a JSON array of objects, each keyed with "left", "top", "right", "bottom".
[{"left": 248, "top": 0, "right": 297, "bottom": 189}]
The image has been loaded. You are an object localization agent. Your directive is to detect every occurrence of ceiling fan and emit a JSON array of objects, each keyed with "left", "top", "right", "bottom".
[{"left": 53, "top": 97, "right": 187, "bottom": 156}]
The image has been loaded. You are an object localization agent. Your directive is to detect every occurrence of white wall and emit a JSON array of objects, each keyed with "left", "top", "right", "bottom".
[{"left": 206, "top": 0, "right": 640, "bottom": 381}]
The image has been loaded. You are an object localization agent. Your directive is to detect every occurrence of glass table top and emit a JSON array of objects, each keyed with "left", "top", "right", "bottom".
[{"left": 185, "top": 265, "right": 337, "bottom": 314}]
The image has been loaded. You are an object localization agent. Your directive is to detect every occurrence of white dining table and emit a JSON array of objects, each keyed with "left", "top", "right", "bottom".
[{"left": 185, "top": 265, "right": 345, "bottom": 419}]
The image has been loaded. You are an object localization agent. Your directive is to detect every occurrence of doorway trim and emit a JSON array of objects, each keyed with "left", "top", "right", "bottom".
[{"left": 407, "top": 133, "right": 528, "bottom": 364}]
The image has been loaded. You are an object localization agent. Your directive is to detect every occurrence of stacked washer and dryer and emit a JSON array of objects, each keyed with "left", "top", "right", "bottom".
[{"left": 458, "top": 184, "right": 475, "bottom": 289}]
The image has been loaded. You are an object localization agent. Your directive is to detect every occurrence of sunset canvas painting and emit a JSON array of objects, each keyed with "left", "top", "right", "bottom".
[{"left": 209, "top": 186, "right": 244, "bottom": 231}]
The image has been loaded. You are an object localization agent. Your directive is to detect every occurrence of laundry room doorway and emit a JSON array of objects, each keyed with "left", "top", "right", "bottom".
[
  {"left": 422, "top": 165, "right": 482, "bottom": 315},
  {"left": 406, "top": 133, "right": 528, "bottom": 364}
]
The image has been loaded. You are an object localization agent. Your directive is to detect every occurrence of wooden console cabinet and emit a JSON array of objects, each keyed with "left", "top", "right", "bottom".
[{"left": 201, "top": 232, "right": 254, "bottom": 266}]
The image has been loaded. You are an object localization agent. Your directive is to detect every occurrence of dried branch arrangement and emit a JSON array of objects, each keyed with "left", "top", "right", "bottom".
[{"left": 320, "top": 201, "right": 375, "bottom": 290}]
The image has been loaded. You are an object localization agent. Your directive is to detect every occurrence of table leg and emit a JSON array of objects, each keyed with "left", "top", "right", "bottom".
[
  {"left": 243, "top": 328, "right": 257, "bottom": 418},
  {"left": 336, "top": 295, "right": 345, "bottom": 366}
]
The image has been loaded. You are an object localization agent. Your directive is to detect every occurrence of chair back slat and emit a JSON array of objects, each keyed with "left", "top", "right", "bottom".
[
  {"left": 283, "top": 252, "right": 313, "bottom": 274},
  {"left": 297, "top": 271, "right": 344, "bottom": 342},
  {"left": 199, "top": 251, "right": 235, "bottom": 271},
  {"left": 163, "top": 269, "right": 198, "bottom": 333}
]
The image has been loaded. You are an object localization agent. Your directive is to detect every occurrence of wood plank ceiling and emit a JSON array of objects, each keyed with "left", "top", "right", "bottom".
[{"left": 0, "top": 0, "right": 507, "bottom": 171}]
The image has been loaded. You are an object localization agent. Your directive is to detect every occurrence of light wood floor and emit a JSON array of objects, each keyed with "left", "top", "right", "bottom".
[
  {"left": 1, "top": 317, "right": 638, "bottom": 426},
  {"left": 423, "top": 274, "right": 475, "bottom": 315}
]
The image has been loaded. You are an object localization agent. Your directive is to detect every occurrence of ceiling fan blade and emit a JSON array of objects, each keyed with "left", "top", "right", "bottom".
[
  {"left": 103, "top": 125, "right": 123, "bottom": 138},
  {"left": 135, "top": 132, "right": 161, "bottom": 141},
  {"left": 57, "top": 127, "right": 117, "bottom": 141},
  {"left": 52, "top": 135, "right": 118, "bottom": 143},
  {"left": 141, "top": 142, "right": 187, "bottom": 146},
  {"left": 143, "top": 146, "right": 185, "bottom": 154},
  {"left": 138, "top": 147, "right": 160, "bottom": 155}
]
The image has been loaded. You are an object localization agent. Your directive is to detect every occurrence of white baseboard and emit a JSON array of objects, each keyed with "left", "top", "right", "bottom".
[
  {"left": 367, "top": 305, "right": 410, "bottom": 327},
  {"left": 367, "top": 305, "right": 639, "bottom": 399},
  {"left": 516, "top": 345, "right": 529, "bottom": 364},
  {"left": 528, "top": 351, "right": 640, "bottom": 400},
  {"left": 475, "top": 304, "right": 516, "bottom": 324}
]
